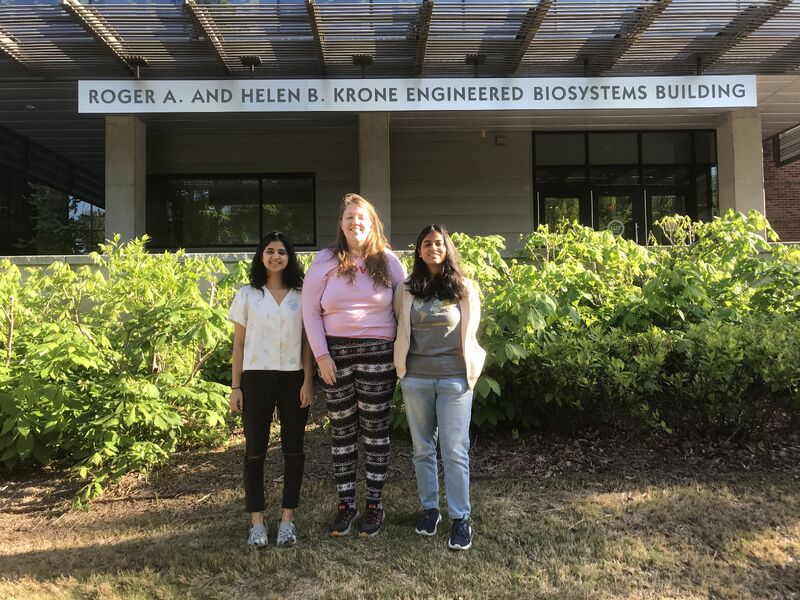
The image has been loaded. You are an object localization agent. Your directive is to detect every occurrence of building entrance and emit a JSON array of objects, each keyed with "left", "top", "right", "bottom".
[
  {"left": 539, "top": 186, "right": 692, "bottom": 245},
  {"left": 647, "top": 187, "right": 690, "bottom": 244},
  {"left": 533, "top": 131, "right": 716, "bottom": 245},
  {"left": 592, "top": 188, "right": 640, "bottom": 243}
]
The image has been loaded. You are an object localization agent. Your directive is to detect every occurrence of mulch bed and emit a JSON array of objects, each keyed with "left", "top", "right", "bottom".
[{"left": 1, "top": 399, "right": 798, "bottom": 519}]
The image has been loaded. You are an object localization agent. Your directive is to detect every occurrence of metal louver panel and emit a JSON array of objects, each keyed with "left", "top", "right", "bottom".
[{"left": 774, "top": 123, "right": 800, "bottom": 166}]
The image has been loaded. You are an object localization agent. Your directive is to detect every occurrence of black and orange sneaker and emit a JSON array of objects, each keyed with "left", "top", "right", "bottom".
[
  {"left": 329, "top": 502, "right": 359, "bottom": 536},
  {"left": 359, "top": 502, "right": 385, "bottom": 537}
]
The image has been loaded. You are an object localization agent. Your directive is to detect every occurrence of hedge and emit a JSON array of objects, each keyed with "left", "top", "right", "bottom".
[{"left": 1, "top": 210, "right": 798, "bottom": 503}]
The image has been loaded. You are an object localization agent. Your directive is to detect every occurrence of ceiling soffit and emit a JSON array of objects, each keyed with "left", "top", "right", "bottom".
[{"left": 0, "top": 1, "right": 798, "bottom": 80}]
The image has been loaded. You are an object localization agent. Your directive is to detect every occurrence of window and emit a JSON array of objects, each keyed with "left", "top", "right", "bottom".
[
  {"left": 25, "top": 184, "right": 106, "bottom": 254},
  {"left": 588, "top": 133, "right": 638, "bottom": 165},
  {"left": 642, "top": 132, "right": 692, "bottom": 164},
  {"left": 262, "top": 178, "right": 315, "bottom": 245},
  {"left": 589, "top": 166, "right": 639, "bottom": 186},
  {"left": 695, "top": 131, "right": 717, "bottom": 163},
  {"left": 69, "top": 198, "right": 105, "bottom": 254},
  {"left": 534, "top": 133, "right": 585, "bottom": 166},
  {"left": 535, "top": 166, "right": 586, "bottom": 186},
  {"left": 533, "top": 130, "right": 718, "bottom": 244},
  {"left": 147, "top": 174, "right": 315, "bottom": 249}
]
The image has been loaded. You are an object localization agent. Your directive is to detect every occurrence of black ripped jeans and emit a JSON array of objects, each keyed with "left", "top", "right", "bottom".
[{"left": 241, "top": 369, "right": 308, "bottom": 512}]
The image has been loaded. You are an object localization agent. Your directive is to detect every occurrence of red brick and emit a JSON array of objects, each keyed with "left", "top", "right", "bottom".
[{"left": 763, "top": 138, "right": 800, "bottom": 242}]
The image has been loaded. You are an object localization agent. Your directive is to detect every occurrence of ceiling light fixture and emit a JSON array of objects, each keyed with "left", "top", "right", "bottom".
[{"left": 240, "top": 55, "right": 262, "bottom": 74}]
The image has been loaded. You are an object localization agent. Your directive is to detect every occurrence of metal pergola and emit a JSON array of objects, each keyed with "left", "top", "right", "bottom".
[
  {"left": 0, "top": 0, "right": 799, "bottom": 80},
  {"left": 1, "top": 0, "right": 800, "bottom": 182}
]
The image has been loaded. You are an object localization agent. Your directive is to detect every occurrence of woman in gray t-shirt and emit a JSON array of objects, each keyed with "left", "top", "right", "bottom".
[{"left": 394, "top": 224, "right": 486, "bottom": 551}]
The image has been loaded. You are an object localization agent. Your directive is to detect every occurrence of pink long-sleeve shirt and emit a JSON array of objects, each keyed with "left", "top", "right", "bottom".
[{"left": 302, "top": 248, "right": 407, "bottom": 360}]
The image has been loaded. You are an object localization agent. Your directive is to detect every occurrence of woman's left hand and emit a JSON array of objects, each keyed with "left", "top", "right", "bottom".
[{"left": 300, "top": 381, "right": 315, "bottom": 408}]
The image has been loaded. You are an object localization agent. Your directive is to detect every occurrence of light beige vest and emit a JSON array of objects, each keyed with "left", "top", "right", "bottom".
[{"left": 394, "top": 280, "right": 487, "bottom": 390}]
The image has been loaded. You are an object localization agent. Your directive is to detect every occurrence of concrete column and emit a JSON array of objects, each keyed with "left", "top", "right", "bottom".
[
  {"left": 105, "top": 116, "right": 146, "bottom": 242},
  {"left": 717, "top": 108, "right": 765, "bottom": 216},
  {"left": 358, "top": 113, "right": 391, "bottom": 239}
]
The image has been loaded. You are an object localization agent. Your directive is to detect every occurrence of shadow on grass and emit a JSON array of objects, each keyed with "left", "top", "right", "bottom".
[
  {"left": 2, "top": 470, "right": 798, "bottom": 599},
  {"left": 1, "top": 404, "right": 799, "bottom": 599}
]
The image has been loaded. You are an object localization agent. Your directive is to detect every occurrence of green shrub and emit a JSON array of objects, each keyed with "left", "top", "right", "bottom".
[
  {"left": 2, "top": 211, "right": 799, "bottom": 506},
  {"left": 450, "top": 211, "right": 800, "bottom": 437},
  {"left": 0, "top": 236, "right": 235, "bottom": 505},
  {"left": 664, "top": 314, "right": 800, "bottom": 438}
]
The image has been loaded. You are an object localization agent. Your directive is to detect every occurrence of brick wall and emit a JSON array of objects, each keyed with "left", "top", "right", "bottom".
[{"left": 763, "top": 138, "right": 800, "bottom": 242}]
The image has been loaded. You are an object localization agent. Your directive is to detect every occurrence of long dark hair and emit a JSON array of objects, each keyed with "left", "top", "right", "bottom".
[
  {"left": 249, "top": 231, "right": 304, "bottom": 292},
  {"left": 407, "top": 224, "right": 466, "bottom": 301}
]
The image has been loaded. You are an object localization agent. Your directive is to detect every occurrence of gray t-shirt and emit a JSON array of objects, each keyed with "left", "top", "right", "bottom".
[{"left": 406, "top": 295, "right": 466, "bottom": 379}]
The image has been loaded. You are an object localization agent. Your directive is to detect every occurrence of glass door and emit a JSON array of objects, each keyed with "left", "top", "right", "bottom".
[
  {"left": 646, "top": 188, "right": 689, "bottom": 245},
  {"left": 538, "top": 189, "right": 588, "bottom": 232},
  {"left": 591, "top": 188, "right": 642, "bottom": 243}
]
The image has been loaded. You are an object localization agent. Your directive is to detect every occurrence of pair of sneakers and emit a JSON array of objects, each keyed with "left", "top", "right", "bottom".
[
  {"left": 329, "top": 501, "right": 385, "bottom": 537},
  {"left": 415, "top": 508, "right": 472, "bottom": 551},
  {"left": 247, "top": 520, "right": 298, "bottom": 548}
]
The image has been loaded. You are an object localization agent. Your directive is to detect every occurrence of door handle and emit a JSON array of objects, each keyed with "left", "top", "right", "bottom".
[{"left": 643, "top": 190, "right": 648, "bottom": 246}]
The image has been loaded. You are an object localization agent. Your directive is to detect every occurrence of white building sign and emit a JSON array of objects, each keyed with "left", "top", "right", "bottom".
[{"left": 79, "top": 75, "right": 757, "bottom": 114}]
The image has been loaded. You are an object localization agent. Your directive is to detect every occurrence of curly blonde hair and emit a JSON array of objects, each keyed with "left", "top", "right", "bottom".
[{"left": 333, "top": 193, "right": 392, "bottom": 288}]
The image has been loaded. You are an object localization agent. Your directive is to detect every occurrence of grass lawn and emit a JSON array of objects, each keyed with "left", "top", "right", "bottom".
[{"left": 1, "top": 404, "right": 798, "bottom": 600}]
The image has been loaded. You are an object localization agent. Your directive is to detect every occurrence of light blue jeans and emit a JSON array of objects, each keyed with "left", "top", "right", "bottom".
[{"left": 400, "top": 376, "right": 472, "bottom": 520}]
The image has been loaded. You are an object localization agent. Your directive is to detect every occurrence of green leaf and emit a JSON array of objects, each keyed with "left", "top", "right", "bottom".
[
  {"left": 153, "top": 414, "right": 170, "bottom": 431},
  {"left": 16, "top": 434, "right": 34, "bottom": 458},
  {"left": 486, "top": 377, "right": 501, "bottom": 397},
  {"left": 0, "top": 416, "right": 16, "bottom": 436},
  {"left": 32, "top": 443, "right": 51, "bottom": 464},
  {"left": 1, "top": 443, "right": 19, "bottom": 463},
  {"left": 474, "top": 377, "right": 490, "bottom": 399},
  {"left": 0, "top": 393, "right": 18, "bottom": 416}
]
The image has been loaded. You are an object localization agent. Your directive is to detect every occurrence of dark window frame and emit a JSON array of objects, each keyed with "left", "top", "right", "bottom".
[
  {"left": 146, "top": 172, "right": 317, "bottom": 249},
  {"left": 532, "top": 129, "right": 718, "bottom": 241},
  {"left": 0, "top": 161, "right": 105, "bottom": 256},
  {"left": 68, "top": 197, "right": 106, "bottom": 253}
]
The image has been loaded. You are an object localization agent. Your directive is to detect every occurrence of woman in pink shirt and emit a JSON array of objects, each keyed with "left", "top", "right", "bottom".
[{"left": 302, "top": 193, "right": 406, "bottom": 537}]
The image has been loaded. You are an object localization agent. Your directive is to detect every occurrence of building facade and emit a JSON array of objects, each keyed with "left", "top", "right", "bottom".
[{"left": 1, "top": 0, "right": 799, "bottom": 255}]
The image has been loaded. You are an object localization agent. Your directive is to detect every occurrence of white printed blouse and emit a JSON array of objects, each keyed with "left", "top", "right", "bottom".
[{"left": 227, "top": 285, "right": 303, "bottom": 371}]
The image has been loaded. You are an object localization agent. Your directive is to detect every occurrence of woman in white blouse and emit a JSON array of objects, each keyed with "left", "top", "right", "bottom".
[{"left": 228, "top": 231, "right": 314, "bottom": 548}]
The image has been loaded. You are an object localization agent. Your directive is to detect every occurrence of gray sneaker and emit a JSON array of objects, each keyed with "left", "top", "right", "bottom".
[
  {"left": 247, "top": 523, "right": 268, "bottom": 548},
  {"left": 276, "top": 520, "right": 298, "bottom": 547}
]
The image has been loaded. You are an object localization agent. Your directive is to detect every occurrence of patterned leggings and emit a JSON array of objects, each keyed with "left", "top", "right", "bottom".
[{"left": 321, "top": 337, "right": 396, "bottom": 503}]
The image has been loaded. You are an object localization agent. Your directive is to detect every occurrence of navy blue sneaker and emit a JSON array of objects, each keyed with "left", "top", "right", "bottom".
[
  {"left": 447, "top": 518, "right": 472, "bottom": 551},
  {"left": 415, "top": 508, "right": 442, "bottom": 536}
]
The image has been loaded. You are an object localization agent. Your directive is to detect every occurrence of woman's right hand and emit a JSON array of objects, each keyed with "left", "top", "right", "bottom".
[
  {"left": 317, "top": 356, "right": 337, "bottom": 386},
  {"left": 229, "top": 388, "right": 243, "bottom": 413}
]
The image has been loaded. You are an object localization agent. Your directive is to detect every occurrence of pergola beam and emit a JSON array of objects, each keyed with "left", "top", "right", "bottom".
[
  {"left": 506, "top": 0, "right": 551, "bottom": 75},
  {"left": 607, "top": 0, "right": 671, "bottom": 69},
  {"left": 704, "top": 0, "right": 792, "bottom": 69},
  {"left": 305, "top": 0, "right": 327, "bottom": 76},
  {"left": 0, "top": 26, "right": 27, "bottom": 68},
  {"left": 184, "top": 0, "right": 230, "bottom": 75},
  {"left": 759, "top": 33, "right": 800, "bottom": 73},
  {"left": 414, "top": 0, "right": 433, "bottom": 76},
  {"left": 60, "top": 0, "right": 136, "bottom": 76}
]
